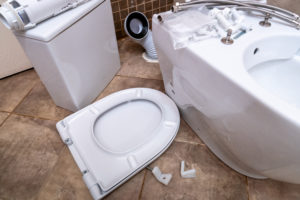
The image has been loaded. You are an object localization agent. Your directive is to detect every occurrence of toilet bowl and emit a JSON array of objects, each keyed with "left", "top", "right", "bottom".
[
  {"left": 153, "top": 10, "right": 300, "bottom": 183},
  {"left": 57, "top": 88, "right": 180, "bottom": 199}
]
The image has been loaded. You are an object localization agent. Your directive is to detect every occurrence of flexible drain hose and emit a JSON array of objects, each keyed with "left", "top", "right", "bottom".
[
  {"left": 124, "top": 11, "right": 158, "bottom": 60},
  {"left": 139, "top": 31, "right": 158, "bottom": 60}
]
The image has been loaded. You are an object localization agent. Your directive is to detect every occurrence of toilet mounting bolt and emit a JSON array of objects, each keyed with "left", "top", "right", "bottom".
[
  {"left": 221, "top": 29, "right": 234, "bottom": 45},
  {"left": 259, "top": 13, "right": 272, "bottom": 27}
]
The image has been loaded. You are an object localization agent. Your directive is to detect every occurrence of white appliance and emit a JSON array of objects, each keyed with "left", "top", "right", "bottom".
[
  {"left": 152, "top": 8, "right": 300, "bottom": 184},
  {"left": 11, "top": 0, "right": 120, "bottom": 111},
  {"left": 57, "top": 88, "right": 180, "bottom": 199},
  {"left": 0, "top": 22, "right": 31, "bottom": 78}
]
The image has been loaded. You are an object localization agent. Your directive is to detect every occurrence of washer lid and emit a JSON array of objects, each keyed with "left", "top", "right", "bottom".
[{"left": 57, "top": 88, "right": 180, "bottom": 198}]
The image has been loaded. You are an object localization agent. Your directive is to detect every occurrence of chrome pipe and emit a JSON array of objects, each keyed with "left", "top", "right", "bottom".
[
  {"left": 206, "top": 3, "right": 299, "bottom": 21},
  {"left": 236, "top": 6, "right": 300, "bottom": 27},
  {"left": 172, "top": 0, "right": 249, "bottom": 12},
  {"left": 172, "top": 0, "right": 299, "bottom": 20},
  {"left": 172, "top": 0, "right": 300, "bottom": 29},
  {"left": 243, "top": 2, "right": 299, "bottom": 20}
]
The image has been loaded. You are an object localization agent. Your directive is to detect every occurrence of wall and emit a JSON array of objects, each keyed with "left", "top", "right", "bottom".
[
  {"left": 268, "top": 0, "right": 300, "bottom": 14},
  {"left": 111, "top": 0, "right": 173, "bottom": 38},
  {"left": 0, "top": 0, "right": 32, "bottom": 78}
]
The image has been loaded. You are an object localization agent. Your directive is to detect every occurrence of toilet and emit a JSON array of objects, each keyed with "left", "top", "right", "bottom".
[
  {"left": 56, "top": 88, "right": 180, "bottom": 199},
  {"left": 11, "top": 0, "right": 120, "bottom": 111},
  {"left": 152, "top": 8, "right": 300, "bottom": 184}
]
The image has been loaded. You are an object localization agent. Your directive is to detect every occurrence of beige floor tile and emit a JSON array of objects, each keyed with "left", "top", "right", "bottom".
[
  {"left": 0, "top": 70, "right": 39, "bottom": 112},
  {"left": 105, "top": 170, "right": 146, "bottom": 200},
  {"left": 36, "top": 148, "right": 92, "bottom": 200},
  {"left": 0, "top": 114, "right": 64, "bottom": 200},
  {"left": 96, "top": 76, "right": 164, "bottom": 100},
  {"left": 0, "top": 112, "right": 9, "bottom": 125},
  {"left": 140, "top": 142, "right": 248, "bottom": 200},
  {"left": 174, "top": 119, "right": 204, "bottom": 145},
  {"left": 248, "top": 178, "right": 300, "bottom": 200},
  {"left": 37, "top": 148, "right": 146, "bottom": 200},
  {"left": 14, "top": 82, "right": 72, "bottom": 121},
  {"left": 117, "top": 38, "right": 163, "bottom": 80}
]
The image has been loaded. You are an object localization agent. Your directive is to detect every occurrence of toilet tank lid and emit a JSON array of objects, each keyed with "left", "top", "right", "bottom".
[{"left": 14, "top": 0, "right": 105, "bottom": 42}]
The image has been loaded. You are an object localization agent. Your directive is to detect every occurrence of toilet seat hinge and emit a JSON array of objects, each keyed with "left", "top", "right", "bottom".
[
  {"left": 57, "top": 121, "right": 73, "bottom": 146},
  {"left": 83, "top": 170, "right": 104, "bottom": 199},
  {"left": 64, "top": 138, "right": 73, "bottom": 146}
]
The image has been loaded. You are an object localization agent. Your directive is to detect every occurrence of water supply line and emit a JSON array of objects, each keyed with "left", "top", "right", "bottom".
[
  {"left": 171, "top": 0, "right": 300, "bottom": 29},
  {"left": 0, "top": 0, "right": 91, "bottom": 31},
  {"left": 239, "top": 2, "right": 299, "bottom": 20},
  {"left": 233, "top": 6, "right": 300, "bottom": 28},
  {"left": 207, "top": 1, "right": 299, "bottom": 20}
]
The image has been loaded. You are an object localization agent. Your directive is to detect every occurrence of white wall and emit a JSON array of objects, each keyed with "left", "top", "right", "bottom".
[{"left": 0, "top": 0, "right": 32, "bottom": 78}]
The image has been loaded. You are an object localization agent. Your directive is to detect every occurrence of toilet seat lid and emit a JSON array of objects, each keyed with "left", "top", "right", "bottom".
[{"left": 57, "top": 88, "right": 180, "bottom": 194}]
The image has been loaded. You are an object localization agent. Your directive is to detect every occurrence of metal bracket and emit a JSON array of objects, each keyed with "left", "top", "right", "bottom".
[{"left": 157, "top": 15, "right": 163, "bottom": 23}]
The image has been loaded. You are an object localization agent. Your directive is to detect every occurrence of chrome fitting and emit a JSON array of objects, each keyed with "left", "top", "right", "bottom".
[
  {"left": 221, "top": 29, "right": 234, "bottom": 45},
  {"left": 259, "top": 13, "right": 272, "bottom": 27},
  {"left": 157, "top": 15, "right": 163, "bottom": 23},
  {"left": 171, "top": 2, "right": 181, "bottom": 13}
]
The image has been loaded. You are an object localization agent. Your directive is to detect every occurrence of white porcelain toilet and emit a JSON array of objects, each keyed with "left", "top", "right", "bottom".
[
  {"left": 11, "top": 0, "right": 120, "bottom": 111},
  {"left": 152, "top": 7, "right": 300, "bottom": 184},
  {"left": 56, "top": 88, "right": 180, "bottom": 199}
]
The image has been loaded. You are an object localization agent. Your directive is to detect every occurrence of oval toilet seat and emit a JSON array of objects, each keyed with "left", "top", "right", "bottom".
[
  {"left": 57, "top": 88, "right": 180, "bottom": 195},
  {"left": 90, "top": 88, "right": 176, "bottom": 154}
]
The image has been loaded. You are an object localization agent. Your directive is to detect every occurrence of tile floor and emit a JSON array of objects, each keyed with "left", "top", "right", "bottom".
[{"left": 0, "top": 37, "right": 300, "bottom": 200}]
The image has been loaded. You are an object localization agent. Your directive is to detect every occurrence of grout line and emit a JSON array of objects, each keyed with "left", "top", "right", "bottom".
[
  {"left": 115, "top": 74, "right": 163, "bottom": 82},
  {"left": 8, "top": 80, "right": 65, "bottom": 122},
  {"left": 11, "top": 81, "right": 38, "bottom": 114},
  {"left": 0, "top": 68, "right": 33, "bottom": 80},
  {"left": 0, "top": 112, "right": 11, "bottom": 127},
  {"left": 138, "top": 170, "right": 147, "bottom": 200},
  {"left": 0, "top": 79, "right": 38, "bottom": 127},
  {"left": 174, "top": 139, "right": 206, "bottom": 146},
  {"left": 246, "top": 176, "right": 250, "bottom": 200},
  {"left": 10, "top": 112, "right": 59, "bottom": 122},
  {"left": 8, "top": 81, "right": 60, "bottom": 122},
  {"left": 34, "top": 146, "right": 68, "bottom": 200}
]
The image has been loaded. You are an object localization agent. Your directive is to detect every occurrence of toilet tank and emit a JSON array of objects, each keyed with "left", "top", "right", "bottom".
[{"left": 14, "top": 0, "right": 120, "bottom": 111}]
